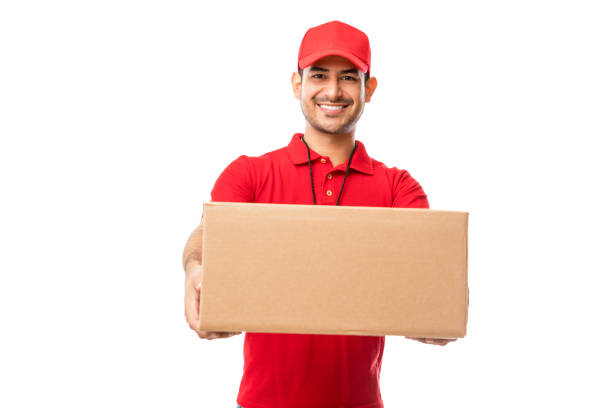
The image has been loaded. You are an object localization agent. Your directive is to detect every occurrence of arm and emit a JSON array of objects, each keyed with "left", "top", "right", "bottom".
[
  {"left": 183, "top": 155, "right": 254, "bottom": 340},
  {"left": 182, "top": 223, "right": 203, "bottom": 273},
  {"left": 393, "top": 169, "right": 458, "bottom": 346}
]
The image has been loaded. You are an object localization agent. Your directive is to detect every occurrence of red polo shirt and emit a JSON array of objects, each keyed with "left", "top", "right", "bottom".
[{"left": 204, "top": 132, "right": 429, "bottom": 408}]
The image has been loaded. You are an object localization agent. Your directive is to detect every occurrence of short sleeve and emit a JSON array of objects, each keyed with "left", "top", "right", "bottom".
[
  {"left": 201, "top": 155, "right": 254, "bottom": 220},
  {"left": 392, "top": 169, "right": 429, "bottom": 209}
]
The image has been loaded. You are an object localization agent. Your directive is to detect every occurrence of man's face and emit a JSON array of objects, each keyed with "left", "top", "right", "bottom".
[{"left": 292, "top": 55, "right": 376, "bottom": 135}]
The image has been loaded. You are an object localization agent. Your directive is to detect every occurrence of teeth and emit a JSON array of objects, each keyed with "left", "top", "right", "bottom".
[{"left": 319, "top": 104, "right": 345, "bottom": 111}]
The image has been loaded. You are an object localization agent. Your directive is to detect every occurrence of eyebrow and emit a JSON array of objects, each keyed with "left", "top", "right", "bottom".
[{"left": 309, "top": 66, "right": 359, "bottom": 75}]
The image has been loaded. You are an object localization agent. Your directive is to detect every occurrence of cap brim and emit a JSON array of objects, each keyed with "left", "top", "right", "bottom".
[{"left": 298, "top": 49, "right": 368, "bottom": 74}]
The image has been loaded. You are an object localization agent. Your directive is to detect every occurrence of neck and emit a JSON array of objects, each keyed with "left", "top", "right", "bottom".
[{"left": 303, "top": 123, "right": 356, "bottom": 168}]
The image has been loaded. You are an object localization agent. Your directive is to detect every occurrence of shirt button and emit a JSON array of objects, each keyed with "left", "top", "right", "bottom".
[
  {"left": 326, "top": 190, "right": 333, "bottom": 196},
  {"left": 320, "top": 158, "right": 326, "bottom": 164},
  {"left": 327, "top": 174, "right": 332, "bottom": 180}
]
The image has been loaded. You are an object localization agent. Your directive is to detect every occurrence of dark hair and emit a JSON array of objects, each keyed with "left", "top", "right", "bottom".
[{"left": 298, "top": 67, "right": 370, "bottom": 84}]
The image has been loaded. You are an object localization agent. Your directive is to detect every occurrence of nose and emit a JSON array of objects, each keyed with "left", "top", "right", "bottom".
[{"left": 323, "top": 77, "right": 342, "bottom": 101}]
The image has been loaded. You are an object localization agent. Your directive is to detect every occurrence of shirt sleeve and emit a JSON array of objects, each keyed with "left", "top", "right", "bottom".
[
  {"left": 392, "top": 169, "right": 430, "bottom": 209},
  {"left": 201, "top": 154, "right": 254, "bottom": 221}
]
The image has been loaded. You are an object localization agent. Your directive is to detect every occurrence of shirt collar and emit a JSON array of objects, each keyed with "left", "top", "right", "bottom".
[{"left": 287, "top": 133, "right": 374, "bottom": 175}]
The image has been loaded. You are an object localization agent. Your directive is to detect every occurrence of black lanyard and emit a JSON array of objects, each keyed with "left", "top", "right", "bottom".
[{"left": 301, "top": 136, "right": 358, "bottom": 206}]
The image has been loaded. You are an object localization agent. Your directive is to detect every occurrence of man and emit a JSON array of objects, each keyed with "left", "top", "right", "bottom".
[{"left": 183, "top": 20, "right": 456, "bottom": 408}]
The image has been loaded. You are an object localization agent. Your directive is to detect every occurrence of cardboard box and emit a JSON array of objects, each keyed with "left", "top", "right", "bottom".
[{"left": 199, "top": 201, "right": 469, "bottom": 338}]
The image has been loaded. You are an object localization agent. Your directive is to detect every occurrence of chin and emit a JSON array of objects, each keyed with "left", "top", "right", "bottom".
[{"left": 314, "top": 123, "right": 354, "bottom": 135}]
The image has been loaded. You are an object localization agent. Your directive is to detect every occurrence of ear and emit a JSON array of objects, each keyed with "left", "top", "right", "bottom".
[
  {"left": 291, "top": 71, "right": 302, "bottom": 100},
  {"left": 364, "top": 76, "right": 378, "bottom": 103}
]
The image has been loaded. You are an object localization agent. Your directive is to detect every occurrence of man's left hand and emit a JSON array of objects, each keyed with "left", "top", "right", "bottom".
[{"left": 406, "top": 337, "right": 457, "bottom": 346}]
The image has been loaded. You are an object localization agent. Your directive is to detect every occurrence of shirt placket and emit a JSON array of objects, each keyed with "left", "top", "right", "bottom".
[{"left": 319, "top": 157, "right": 337, "bottom": 205}]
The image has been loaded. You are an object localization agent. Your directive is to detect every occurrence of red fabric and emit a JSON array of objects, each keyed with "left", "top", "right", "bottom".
[
  {"left": 204, "top": 132, "right": 429, "bottom": 408},
  {"left": 297, "top": 20, "right": 371, "bottom": 74}
]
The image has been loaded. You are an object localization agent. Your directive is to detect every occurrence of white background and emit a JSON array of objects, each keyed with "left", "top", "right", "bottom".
[{"left": 1, "top": 1, "right": 611, "bottom": 407}]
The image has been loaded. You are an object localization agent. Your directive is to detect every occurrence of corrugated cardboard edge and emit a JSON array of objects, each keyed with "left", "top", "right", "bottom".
[
  {"left": 198, "top": 207, "right": 211, "bottom": 333},
  {"left": 464, "top": 212, "right": 470, "bottom": 338},
  {"left": 203, "top": 200, "right": 469, "bottom": 215}
]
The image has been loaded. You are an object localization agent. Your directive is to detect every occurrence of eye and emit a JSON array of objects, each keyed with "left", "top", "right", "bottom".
[
  {"left": 342, "top": 76, "right": 357, "bottom": 81},
  {"left": 311, "top": 74, "right": 324, "bottom": 79}
]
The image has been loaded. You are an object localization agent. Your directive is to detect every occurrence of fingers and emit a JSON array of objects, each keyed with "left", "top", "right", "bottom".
[
  {"left": 184, "top": 265, "right": 203, "bottom": 333},
  {"left": 184, "top": 285, "right": 202, "bottom": 333},
  {"left": 427, "top": 338, "right": 456, "bottom": 346},
  {"left": 184, "top": 283, "right": 199, "bottom": 332},
  {"left": 406, "top": 337, "right": 457, "bottom": 346},
  {"left": 184, "top": 267, "right": 242, "bottom": 340},
  {"left": 197, "top": 331, "right": 243, "bottom": 340},
  {"left": 194, "top": 282, "right": 201, "bottom": 322}
]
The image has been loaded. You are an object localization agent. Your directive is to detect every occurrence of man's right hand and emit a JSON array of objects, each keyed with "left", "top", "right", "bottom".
[{"left": 184, "top": 262, "right": 242, "bottom": 340}]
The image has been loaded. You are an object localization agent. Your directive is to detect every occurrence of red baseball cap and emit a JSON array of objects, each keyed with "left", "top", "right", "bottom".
[{"left": 298, "top": 20, "right": 371, "bottom": 75}]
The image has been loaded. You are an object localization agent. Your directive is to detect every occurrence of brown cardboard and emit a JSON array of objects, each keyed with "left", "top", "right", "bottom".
[{"left": 199, "top": 201, "right": 469, "bottom": 338}]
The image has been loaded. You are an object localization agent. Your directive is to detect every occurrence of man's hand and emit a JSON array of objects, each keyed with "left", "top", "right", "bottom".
[
  {"left": 184, "top": 262, "right": 242, "bottom": 340},
  {"left": 406, "top": 337, "right": 457, "bottom": 346}
]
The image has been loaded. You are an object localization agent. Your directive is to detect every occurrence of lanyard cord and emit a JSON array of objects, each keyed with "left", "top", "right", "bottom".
[{"left": 301, "top": 136, "right": 358, "bottom": 206}]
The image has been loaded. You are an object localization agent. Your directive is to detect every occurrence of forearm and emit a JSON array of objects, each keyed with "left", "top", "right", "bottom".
[{"left": 182, "top": 223, "right": 203, "bottom": 272}]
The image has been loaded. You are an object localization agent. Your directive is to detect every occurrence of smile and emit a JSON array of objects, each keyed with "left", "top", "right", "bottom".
[{"left": 317, "top": 104, "right": 349, "bottom": 113}]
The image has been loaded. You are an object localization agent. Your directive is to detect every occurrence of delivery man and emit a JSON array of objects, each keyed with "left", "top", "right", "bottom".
[{"left": 182, "top": 20, "right": 457, "bottom": 408}]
